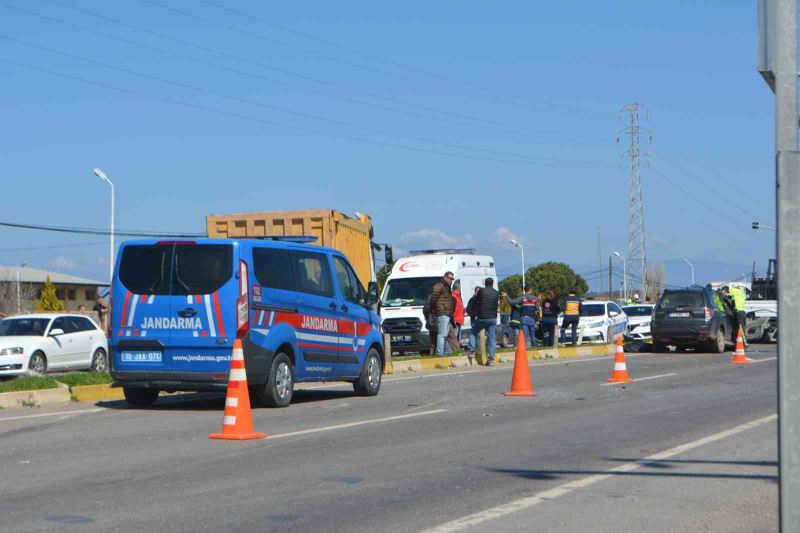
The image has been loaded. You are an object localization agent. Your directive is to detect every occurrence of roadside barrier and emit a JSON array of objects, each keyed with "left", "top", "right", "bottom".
[
  {"left": 505, "top": 329, "right": 537, "bottom": 397},
  {"left": 607, "top": 336, "right": 634, "bottom": 383},
  {"left": 731, "top": 327, "right": 750, "bottom": 364},
  {"left": 209, "top": 339, "right": 267, "bottom": 441}
]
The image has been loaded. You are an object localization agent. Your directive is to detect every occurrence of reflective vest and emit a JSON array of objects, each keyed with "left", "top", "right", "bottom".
[
  {"left": 564, "top": 295, "right": 581, "bottom": 316},
  {"left": 521, "top": 296, "right": 538, "bottom": 318},
  {"left": 730, "top": 287, "right": 747, "bottom": 312}
]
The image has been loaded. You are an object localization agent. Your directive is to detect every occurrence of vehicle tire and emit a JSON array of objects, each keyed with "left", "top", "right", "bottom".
[
  {"left": 90, "top": 348, "right": 108, "bottom": 372},
  {"left": 123, "top": 388, "right": 159, "bottom": 407},
  {"left": 501, "top": 332, "right": 513, "bottom": 349},
  {"left": 260, "top": 352, "right": 294, "bottom": 407},
  {"left": 652, "top": 341, "right": 668, "bottom": 353},
  {"left": 27, "top": 351, "right": 47, "bottom": 375},
  {"left": 353, "top": 348, "right": 382, "bottom": 397},
  {"left": 711, "top": 327, "right": 726, "bottom": 353}
]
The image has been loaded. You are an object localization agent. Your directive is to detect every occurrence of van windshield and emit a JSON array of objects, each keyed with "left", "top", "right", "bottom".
[
  {"left": 381, "top": 277, "right": 440, "bottom": 307},
  {"left": 118, "top": 244, "right": 232, "bottom": 295}
]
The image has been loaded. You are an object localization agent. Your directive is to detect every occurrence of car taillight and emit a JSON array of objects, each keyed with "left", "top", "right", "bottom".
[
  {"left": 236, "top": 259, "right": 250, "bottom": 339},
  {"left": 704, "top": 307, "right": 713, "bottom": 321}
]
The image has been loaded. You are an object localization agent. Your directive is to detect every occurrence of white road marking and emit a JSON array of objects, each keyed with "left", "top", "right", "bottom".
[
  {"left": 422, "top": 413, "right": 777, "bottom": 533},
  {"left": 748, "top": 357, "right": 777, "bottom": 364},
  {"left": 601, "top": 372, "right": 677, "bottom": 386},
  {"left": 265, "top": 409, "right": 448, "bottom": 440},
  {"left": 0, "top": 408, "right": 104, "bottom": 422}
]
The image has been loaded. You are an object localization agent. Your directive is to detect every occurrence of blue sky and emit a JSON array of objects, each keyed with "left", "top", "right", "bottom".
[{"left": 0, "top": 0, "right": 775, "bottom": 290}]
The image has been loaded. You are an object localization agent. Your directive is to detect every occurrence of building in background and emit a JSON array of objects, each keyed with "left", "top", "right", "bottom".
[{"left": 0, "top": 265, "right": 108, "bottom": 316}]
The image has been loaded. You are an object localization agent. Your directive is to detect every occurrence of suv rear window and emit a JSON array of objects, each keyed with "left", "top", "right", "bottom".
[
  {"left": 119, "top": 245, "right": 171, "bottom": 295},
  {"left": 172, "top": 245, "right": 232, "bottom": 295},
  {"left": 118, "top": 244, "right": 233, "bottom": 295},
  {"left": 658, "top": 292, "right": 705, "bottom": 309}
]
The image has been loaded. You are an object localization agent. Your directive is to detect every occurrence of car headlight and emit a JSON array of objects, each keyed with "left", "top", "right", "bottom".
[{"left": 0, "top": 347, "right": 24, "bottom": 356}]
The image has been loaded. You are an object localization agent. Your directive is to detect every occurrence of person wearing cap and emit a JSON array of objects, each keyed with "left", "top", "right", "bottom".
[{"left": 560, "top": 288, "right": 583, "bottom": 346}]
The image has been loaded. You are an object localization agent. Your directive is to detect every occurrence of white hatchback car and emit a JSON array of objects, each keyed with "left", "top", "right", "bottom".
[
  {"left": 561, "top": 300, "right": 628, "bottom": 343},
  {"left": 622, "top": 304, "right": 655, "bottom": 343},
  {"left": 0, "top": 314, "right": 109, "bottom": 376}
]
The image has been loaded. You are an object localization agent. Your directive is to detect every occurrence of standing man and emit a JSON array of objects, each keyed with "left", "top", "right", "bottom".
[
  {"left": 471, "top": 278, "right": 500, "bottom": 366},
  {"left": 540, "top": 290, "right": 560, "bottom": 347},
  {"left": 501, "top": 290, "right": 523, "bottom": 346},
  {"left": 729, "top": 285, "right": 748, "bottom": 343},
  {"left": 93, "top": 295, "right": 108, "bottom": 332},
  {"left": 502, "top": 287, "right": 539, "bottom": 347},
  {"left": 430, "top": 271, "right": 455, "bottom": 356},
  {"left": 560, "top": 288, "right": 582, "bottom": 346}
]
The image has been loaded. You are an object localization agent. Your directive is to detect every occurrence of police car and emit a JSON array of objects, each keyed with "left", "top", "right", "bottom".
[
  {"left": 622, "top": 304, "right": 655, "bottom": 343},
  {"left": 110, "top": 238, "right": 384, "bottom": 407},
  {"left": 560, "top": 300, "right": 628, "bottom": 343}
]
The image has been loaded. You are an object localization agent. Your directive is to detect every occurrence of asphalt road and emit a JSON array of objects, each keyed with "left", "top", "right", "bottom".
[{"left": 0, "top": 345, "right": 778, "bottom": 532}]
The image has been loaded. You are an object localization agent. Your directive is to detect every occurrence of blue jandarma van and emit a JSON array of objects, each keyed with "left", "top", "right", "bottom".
[{"left": 110, "top": 238, "right": 384, "bottom": 407}]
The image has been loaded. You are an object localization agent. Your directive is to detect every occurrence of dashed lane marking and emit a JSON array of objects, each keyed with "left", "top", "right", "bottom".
[{"left": 601, "top": 372, "right": 677, "bottom": 386}]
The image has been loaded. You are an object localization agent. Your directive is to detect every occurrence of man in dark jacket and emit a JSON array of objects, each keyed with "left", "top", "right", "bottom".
[
  {"left": 466, "top": 286, "right": 481, "bottom": 355},
  {"left": 503, "top": 288, "right": 539, "bottom": 348},
  {"left": 429, "top": 271, "right": 455, "bottom": 355},
  {"left": 471, "top": 278, "right": 500, "bottom": 365}
]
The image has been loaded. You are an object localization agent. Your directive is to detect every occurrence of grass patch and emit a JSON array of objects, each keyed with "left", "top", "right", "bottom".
[
  {"left": 56, "top": 372, "right": 113, "bottom": 387},
  {"left": 0, "top": 375, "right": 59, "bottom": 393}
]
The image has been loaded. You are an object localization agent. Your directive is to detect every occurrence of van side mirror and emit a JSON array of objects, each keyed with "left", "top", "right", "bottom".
[
  {"left": 609, "top": 311, "right": 619, "bottom": 317},
  {"left": 364, "top": 282, "right": 379, "bottom": 308},
  {"left": 49, "top": 328, "right": 65, "bottom": 337}
]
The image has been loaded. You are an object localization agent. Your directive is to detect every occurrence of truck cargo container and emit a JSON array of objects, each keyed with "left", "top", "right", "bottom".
[{"left": 206, "top": 209, "right": 376, "bottom": 287}]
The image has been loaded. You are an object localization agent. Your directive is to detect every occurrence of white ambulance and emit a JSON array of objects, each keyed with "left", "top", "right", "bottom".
[{"left": 379, "top": 249, "right": 497, "bottom": 354}]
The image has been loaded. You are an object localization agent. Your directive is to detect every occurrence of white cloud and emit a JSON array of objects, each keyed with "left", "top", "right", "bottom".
[
  {"left": 51, "top": 256, "right": 78, "bottom": 270},
  {"left": 395, "top": 229, "right": 475, "bottom": 256},
  {"left": 491, "top": 227, "right": 526, "bottom": 247}
]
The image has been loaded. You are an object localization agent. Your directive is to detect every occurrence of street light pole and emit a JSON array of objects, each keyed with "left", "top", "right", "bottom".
[
  {"left": 613, "top": 251, "right": 627, "bottom": 302},
  {"left": 93, "top": 168, "right": 115, "bottom": 285},
  {"left": 510, "top": 239, "right": 525, "bottom": 293},
  {"left": 683, "top": 258, "right": 695, "bottom": 286},
  {"left": 752, "top": 221, "right": 776, "bottom": 231}
]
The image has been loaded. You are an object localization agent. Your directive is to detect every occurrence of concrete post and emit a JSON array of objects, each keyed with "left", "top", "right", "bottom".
[
  {"left": 477, "top": 329, "right": 487, "bottom": 366},
  {"left": 382, "top": 333, "right": 393, "bottom": 375}
]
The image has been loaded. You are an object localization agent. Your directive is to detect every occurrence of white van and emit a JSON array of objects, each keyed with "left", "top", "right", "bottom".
[{"left": 379, "top": 249, "right": 497, "bottom": 354}]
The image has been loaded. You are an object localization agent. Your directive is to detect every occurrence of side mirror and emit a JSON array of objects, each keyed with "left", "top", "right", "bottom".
[
  {"left": 364, "top": 282, "right": 379, "bottom": 308},
  {"left": 609, "top": 311, "right": 619, "bottom": 317},
  {"left": 384, "top": 245, "right": 393, "bottom": 266},
  {"left": 49, "top": 328, "right": 65, "bottom": 336}
]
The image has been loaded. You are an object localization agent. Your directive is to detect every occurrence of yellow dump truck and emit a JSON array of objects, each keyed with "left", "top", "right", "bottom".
[{"left": 206, "top": 209, "right": 376, "bottom": 286}]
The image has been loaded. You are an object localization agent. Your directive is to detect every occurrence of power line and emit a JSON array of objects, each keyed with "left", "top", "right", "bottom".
[
  {"left": 2, "top": 34, "right": 566, "bottom": 165},
  {"left": 32, "top": 0, "right": 584, "bottom": 142},
  {"left": 0, "top": 57, "right": 573, "bottom": 166},
  {"left": 0, "top": 241, "right": 107, "bottom": 253},
  {"left": 193, "top": 0, "right": 608, "bottom": 118},
  {"left": 0, "top": 221, "right": 204, "bottom": 238}
]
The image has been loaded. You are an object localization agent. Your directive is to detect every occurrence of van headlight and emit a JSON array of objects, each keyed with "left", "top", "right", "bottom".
[{"left": 0, "top": 347, "right": 24, "bottom": 356}]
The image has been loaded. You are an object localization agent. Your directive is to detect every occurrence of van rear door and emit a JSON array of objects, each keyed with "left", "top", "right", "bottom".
[
  {"left": 113, "top": 243, "right": 173, "bottom": 371},
  {"left": 168, "top": 243, "right": 237, "bottom": 373}
]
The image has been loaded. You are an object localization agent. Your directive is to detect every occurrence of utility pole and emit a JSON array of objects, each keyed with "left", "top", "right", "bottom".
[
  {"left": 758, "top": 1, "right": 799, "bottom": 529},
  {"left": 618, "top": 103, "right": 650, "bottom": 302},
  {"left": 608, "top": 256, "right": 613, "bottom": 301}
]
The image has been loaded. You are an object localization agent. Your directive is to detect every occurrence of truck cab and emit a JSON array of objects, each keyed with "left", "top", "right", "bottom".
[{"left": 110, "top": 238, "right": 384, "bottom": 407}]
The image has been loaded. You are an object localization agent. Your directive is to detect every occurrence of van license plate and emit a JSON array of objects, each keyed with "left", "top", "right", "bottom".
[
  {"left": 391, "top": 335, "right": 412, "bottom": 343},
  {"left": 669, "top": 312, "right": 690, "bottom": 318},
  {"left": 121, "top": 351, "right": 162, "bottom": 363}
]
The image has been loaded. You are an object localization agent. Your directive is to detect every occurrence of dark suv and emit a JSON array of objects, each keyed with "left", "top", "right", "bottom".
[{"left": 651, "top": 287, "right": 736, "bottom": 353}]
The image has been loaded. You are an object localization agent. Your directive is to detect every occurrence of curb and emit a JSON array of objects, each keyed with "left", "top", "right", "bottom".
[
  {"left": 70, "top": 383, "right": 124, "bottom": 402},
  {"left": 386, "top": 344, "right": 611, "bottom": 375},
  {"left": 0, "top": 382, "right": 72, "bottom": 409}
]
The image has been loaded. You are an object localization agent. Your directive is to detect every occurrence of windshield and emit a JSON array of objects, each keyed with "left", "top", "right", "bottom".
[
  {"left": 580, "top": 304, "right": 605, "bottom": 317},
  {"left": 622, "top": 306, "right": 653, "bottom": 316},
  {"left": 0, "top": 318, "right": 50, "bottom": 336},
  {"left": 381, "top": 277, "right": 440, "bottom": 307}
]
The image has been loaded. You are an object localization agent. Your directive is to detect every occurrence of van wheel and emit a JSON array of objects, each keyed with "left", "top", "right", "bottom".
[
  {"left": 90, "top": 348, "right": 108, "bottom": 372},
  {"left": 711, "top": 327, "right": 726, "bottom": 353},
  {"left": 354, "top": 348, "right": 382, "bottom": 396},
  {"left": 260, "top": 353, "right": 293, "bottom": 407},
  {"left": 123, "top": 388, "right": 159, "bottom": 407}
]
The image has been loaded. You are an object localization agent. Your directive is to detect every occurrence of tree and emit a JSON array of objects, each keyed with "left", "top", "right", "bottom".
[
  {"left": 36, "top": 276, "right": 63, "bottom": 311},
  {"left": 645, "top": 261, "right": 666, "bottom": 300},
  {"left": 498, "top": 274, "right": 523, "bottom": 298},
  {"left": 376, "top": 264, "right": 392, "bottom": 295},
  {"left": 526, "top": 262, "right": 589, "bottom": 300},
  {"left": 0, "top": 276, "right": 37, "bottom": 315}
]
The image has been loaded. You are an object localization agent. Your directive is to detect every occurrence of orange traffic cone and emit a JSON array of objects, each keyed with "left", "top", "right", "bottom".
[
  {"left": 210, "top": 339, "right": 267, "bottom": 440},
  {"left": 607, "top": 335, "right": 634, "bottom": 383},
  {"left": 731, "top": 327, "right": 750, "bottom": 364},
  {"left": 505, "top": 329, "right": 537, "bottom": 397}
]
